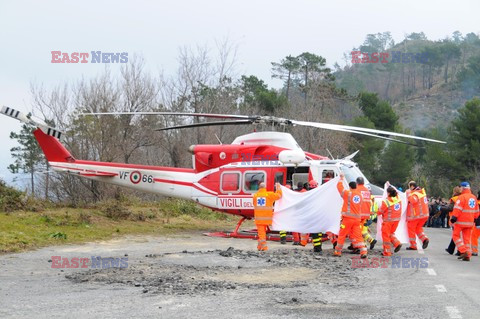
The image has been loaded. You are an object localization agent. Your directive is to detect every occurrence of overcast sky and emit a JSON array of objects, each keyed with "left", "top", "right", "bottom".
[{"left": 0, "top": 0, "right": 478, "bottom": 186}]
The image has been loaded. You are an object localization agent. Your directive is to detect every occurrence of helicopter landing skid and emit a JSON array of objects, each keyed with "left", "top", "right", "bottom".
[{"left": 203, "top": 217, "right": 328, "bottom": 242}]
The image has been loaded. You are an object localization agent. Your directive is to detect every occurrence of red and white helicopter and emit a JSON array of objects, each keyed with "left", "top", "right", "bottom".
[{"left": 1, "top": 106, "right": 444, "bottom": 239}]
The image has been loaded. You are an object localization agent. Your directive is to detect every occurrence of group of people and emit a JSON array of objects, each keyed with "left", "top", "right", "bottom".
[
  {"left": 427, "top": 197, "right": 451, "bottom": 228},
  {"left": 252, "top": 175, "right": 480, "bottom": 261}
]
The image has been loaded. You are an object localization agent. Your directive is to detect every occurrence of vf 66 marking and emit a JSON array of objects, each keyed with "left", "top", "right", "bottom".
[{"left": 119, "top": 171, "right": 153, "bottom": 184}]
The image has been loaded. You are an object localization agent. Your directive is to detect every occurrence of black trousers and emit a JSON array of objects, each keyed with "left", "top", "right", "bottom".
[{"left": 446, "top": 238, "right": 456, "bottom": 254}]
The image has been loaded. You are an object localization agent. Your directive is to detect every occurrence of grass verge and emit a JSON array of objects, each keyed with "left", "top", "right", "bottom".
[{"left": 0, "top": 199, "right": 251, "bottom": 253}]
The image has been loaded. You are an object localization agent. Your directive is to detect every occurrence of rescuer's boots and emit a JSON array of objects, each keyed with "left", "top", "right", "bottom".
[
  {"left": 458, "top": 253, "right": 470, "bottom": 260},
  {"left": 370, "top": 239, "right": 377, "bottom": 250},
  {"left": 422, "top": 239, "right": 429, "bottom": 249},
  {"left": 313, "top": 246, "right": 323, "bottom": 254},
  {"left": 279, "top": 231, "right": 287, "bottom": 245}
]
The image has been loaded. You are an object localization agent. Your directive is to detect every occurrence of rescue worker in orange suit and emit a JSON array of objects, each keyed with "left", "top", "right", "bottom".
[
  {"left": 445, "top": 186, "right": 462, "bottom": 255},
  {"left": 406, "top": 181, "right": 430, "bottom": 250},
  {"left": 292, "top": 182, "right": 307, "bottom": 246},
  {"left": 253, "top": 182, "right": 282, "bottom": 251},
  {"left": 379, "top": 186, "right": 402, "bottom": 256},
  {"left": 450, "top": 182, "right": 480, "bottom": 261},
  {"left": 356, "top": 177, "right": 377, "bottom": 250},
  {"left": 471, "top": 191, "right": 480, "bottom": 256},
  {"left": 333, "top": 173, "right": 368, "bottom": 258}
]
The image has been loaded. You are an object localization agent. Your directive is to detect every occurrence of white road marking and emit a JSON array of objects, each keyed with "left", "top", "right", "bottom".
[
  {"left": 435, "top": 284, "right": 447, "bottom": 293},
  {"left": 417, "top": 238, "right": 425, "bottom": 254},
  {"left": 446, "top": 306, "right": 462, "bottom": 318},
  {"left": 427, "top": 268, "right": 437, "bottom": 276}
]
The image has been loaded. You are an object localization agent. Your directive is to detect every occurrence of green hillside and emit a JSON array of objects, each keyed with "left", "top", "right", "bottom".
[{"left": 335, "top": 31, "right": 480, "bottom": 130}]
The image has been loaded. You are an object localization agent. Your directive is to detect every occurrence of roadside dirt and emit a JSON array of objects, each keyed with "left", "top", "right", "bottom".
[{"left": 66, "top": 247, "right": 363, "bottom": 296}]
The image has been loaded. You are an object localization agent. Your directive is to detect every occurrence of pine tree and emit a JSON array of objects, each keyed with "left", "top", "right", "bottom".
[{"left": 8, "top": 123, "right": 44, "bottom": 196}]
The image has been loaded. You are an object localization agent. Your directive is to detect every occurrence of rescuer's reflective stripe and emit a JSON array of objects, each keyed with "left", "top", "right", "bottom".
[{"left": 383, "top": 198, "right": 401, "bottom": 222}]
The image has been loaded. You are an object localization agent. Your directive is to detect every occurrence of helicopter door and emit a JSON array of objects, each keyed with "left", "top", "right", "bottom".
[
  {"left": 320, "top": 168, "right": 337, "bottom": 184},
  {"left": 286, "top": 166, "right": 309, "bottom": 189}
]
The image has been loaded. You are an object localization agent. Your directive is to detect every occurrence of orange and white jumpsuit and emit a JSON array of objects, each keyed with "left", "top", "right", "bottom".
[
  {"left": 253, "top": 186, "right": 282, "bottom": 251},
  {"left": 406, "top": 188, "right": 429, "bottom": 249},
  {"left": 379, "top": 196, "right": 402, "bottom": 256},
  {"left": 451, "top": 189, "right": 479, "bottom": 257},
  {"left": 357, "top": 184, "right": 374, "bottom": 246},
  {"left": 472, "top": 199, "right": 480, "bottom": 255},
  {"left": 334, "top": 181, "right": 367, "bottom": 257}
]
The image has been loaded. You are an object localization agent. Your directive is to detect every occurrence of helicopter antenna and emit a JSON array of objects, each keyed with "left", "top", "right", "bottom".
[
  {"left": 326, "top": 148, "right": 335, "bottom": 160},
  {"left": 214, "top": 133, "right": 222, "bottom": 145}
]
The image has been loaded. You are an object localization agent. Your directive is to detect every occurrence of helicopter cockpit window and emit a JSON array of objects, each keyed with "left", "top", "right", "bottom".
[
  {"left": 244, "top": 171, "right": 266, "bottom": 193},
  {"left": 220, "top": 172, "right": 241, "bottom": 193},
  {"left": 340, "top": 163, "right": 369, "bottom": 184},
  {"left": 322, "top": 170, "right": 335, "bottom": 184}
]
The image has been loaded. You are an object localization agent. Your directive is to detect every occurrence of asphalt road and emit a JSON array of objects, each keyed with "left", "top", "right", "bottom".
[{"left": 0, "top": 227, "right": 478, "bottom": 319}]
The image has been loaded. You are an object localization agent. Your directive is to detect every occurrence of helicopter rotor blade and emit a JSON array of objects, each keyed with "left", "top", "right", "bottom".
[
  {"left": 1, "top": 106, "right": 64, "bottom": 140},
  {"left": 80, "top": 111, "right": 445, "bottom": 144},
  {"left": 292, "top": 120, "right": 422, "bottom": 146},
  {"left": 81, "top": 111, "right": 252, "bottom": 120},
  {"left": 156, "top": 119, "right": 254, "bottom": 131},
  {"left": 291, "top": 120, "right": 445, "bottom": 144}
]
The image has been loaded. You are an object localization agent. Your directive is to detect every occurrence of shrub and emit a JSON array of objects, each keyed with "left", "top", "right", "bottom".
[
  {"left": 0, "top": 180, "right": 25, "bottom": 212},
  {"left": 101, "top": 201, "right": 132, "bottom": 220}
]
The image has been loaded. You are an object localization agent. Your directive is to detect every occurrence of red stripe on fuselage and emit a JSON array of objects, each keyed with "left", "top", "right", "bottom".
[{"left": 75, "top": 160, "right": 195, "bottom": 173}]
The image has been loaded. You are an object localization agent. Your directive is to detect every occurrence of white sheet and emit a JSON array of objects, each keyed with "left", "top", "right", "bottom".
[{"left": 272, "top": 177, "right": 342, "bottom": 234}]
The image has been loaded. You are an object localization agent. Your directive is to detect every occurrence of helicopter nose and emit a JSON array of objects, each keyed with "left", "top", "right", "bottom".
[{"left": 188, "top": 145, "right": 196, "bottom": 154}]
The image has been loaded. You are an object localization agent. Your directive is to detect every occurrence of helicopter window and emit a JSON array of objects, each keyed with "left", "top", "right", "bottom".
[
  {"left": 292, "top": 173, "right": 309, "bottom": 191},
  {"left": 274, "top": 172, "right": 284, "bottom": 185},
  {"left": 322, "top": 170, "right": 335, "bottom": 184},
  {"left": 220, "top": 172, "right": 241, "bottom": 193},
  {"left": 243, "top": 171, "right": 266, "bottom": 193}
]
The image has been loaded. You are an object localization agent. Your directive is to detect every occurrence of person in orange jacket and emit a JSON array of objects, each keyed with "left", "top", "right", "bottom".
[
  {"left": 333, "top": 173, "right": 367, "bottom": 258},
  {"left": 406, "top": 181, "right": 430, "bottom": 250},
  {"left": 450, "top": 182, "right": 480, "bottom": 261},
  {"left": 379, "top": 186, "right": 402, "bottom": 256},
  {"left": 445, "top": 186, "right": 462, "bottom": 255},
  {"left": 356, "top": 177, "right": 377, "bottom": 250},
  {"left": 253, "top": 182, "right": 282, "bottom": 251},
  {"left": 472, "top": 191, "right": 480, "bottom": 256}
]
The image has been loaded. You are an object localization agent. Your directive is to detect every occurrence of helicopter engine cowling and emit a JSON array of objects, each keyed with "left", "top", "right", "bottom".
[{"left": 278, "top": 149, "right": 305, "bottom": 165}]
